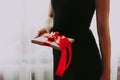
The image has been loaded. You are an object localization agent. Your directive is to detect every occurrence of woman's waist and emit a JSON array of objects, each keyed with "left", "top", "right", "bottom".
[
  {"left": 50, "top": 26, "right": 93, "bottom": 40},
  {"left": 50, "top": 26, "right": 98, "bottom": 49}
]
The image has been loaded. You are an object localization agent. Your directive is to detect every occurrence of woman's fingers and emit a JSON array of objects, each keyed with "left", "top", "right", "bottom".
[
  {"left": 35, "top": 30, "right": 44, "bottom": 38},
  {"left": 35, "top": 28, "right": 50, "bottom": 38}
]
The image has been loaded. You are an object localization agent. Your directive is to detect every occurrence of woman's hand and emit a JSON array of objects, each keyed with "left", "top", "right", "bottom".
[
  {"left": 100, "top": 71, "right": 110, "bottom": 80},
  {"left": 35, "top": 27, "right": 50, "bottom": 38}
]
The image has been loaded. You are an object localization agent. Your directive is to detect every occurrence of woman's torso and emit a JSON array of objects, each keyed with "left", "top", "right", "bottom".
[{"left": 51, "top": 0, "right": 96, "bottom": 40}]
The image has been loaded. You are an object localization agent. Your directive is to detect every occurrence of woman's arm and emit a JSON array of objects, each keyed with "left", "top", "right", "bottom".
[
  {"left": 95, "top": 0, "right": 111, "bottom": 80},
  {"left": 35, "top": 2, "right": 53, "bottom": 38},
  {"left": 44, "top": 1, "right": 54, "bottom": 31}
]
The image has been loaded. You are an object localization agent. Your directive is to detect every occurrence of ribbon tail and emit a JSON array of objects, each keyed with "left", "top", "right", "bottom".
[
  {"left": 55, "top": 48, "right": 67, "bottom": 77},
  {"left": 54, "top": 34, "right": 73, "bottom": 77},
  {"left": 64, "top": 38, "right": 72, "bottom": 70}
]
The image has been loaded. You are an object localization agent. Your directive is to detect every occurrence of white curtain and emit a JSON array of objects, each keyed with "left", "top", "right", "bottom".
[
  {"left": 0, "top": 0, "right": 53, "bottom": 80},
  {"left": 0, "top": 0, "right": 120, "bottom": 80}
]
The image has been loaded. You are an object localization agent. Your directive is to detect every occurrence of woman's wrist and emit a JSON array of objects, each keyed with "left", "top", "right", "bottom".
[
  {"left": 45, "top": 16, "right": 53, "bottom": 27},
  {"left": 43, "top": 16, "right": 53, "bottom": 31},
  {"left": 102, "top": 66, "right": 111, "bottom": 76}
]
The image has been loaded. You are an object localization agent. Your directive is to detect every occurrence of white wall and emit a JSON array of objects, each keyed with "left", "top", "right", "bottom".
[{"left": 0, "top": 0, "right": 120, "bottom": 80}]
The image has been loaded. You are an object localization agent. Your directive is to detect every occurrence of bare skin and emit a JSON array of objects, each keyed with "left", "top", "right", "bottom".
[
  {"left": 95, "top": 0, "right": 111, "bottom": 80},
  {"left": 36, "top": 0, "right": 111, "bottom": 80}
]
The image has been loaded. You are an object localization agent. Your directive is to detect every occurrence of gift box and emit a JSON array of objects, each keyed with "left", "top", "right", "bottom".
[{"left": 31, "top": 32, "right": 74, "bottom": 50}]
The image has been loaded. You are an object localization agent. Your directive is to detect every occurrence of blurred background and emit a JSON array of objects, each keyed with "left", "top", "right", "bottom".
[{"left": 0, "top": 0, "right": 120, "bottom": 80}]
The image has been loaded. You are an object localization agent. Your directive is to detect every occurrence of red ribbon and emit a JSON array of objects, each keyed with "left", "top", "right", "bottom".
[{"left": 43, "top": 32, "right": 72, "bottom": 77}]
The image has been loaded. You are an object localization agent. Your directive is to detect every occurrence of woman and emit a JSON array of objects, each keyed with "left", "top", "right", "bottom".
[{"left": 35, "top": 0, "right": 111, "bottom": 80}]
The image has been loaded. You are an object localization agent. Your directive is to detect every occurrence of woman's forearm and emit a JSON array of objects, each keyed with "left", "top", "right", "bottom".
[
  {"left": 44, "top": 16, "right": 53, "bottom": 30},
  {"left": 44, "top": 1, "right": 54, "bottom": 30},
  {"left": 98, "top": 23, "right": 111, "bottom": 74},
  {"left": 95, "top": 0, "right": 111, "bottom": 75}
]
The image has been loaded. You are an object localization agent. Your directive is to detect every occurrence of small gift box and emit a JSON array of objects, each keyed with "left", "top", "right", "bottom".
[{"left": 31, "top": 32, "right": 74, "bottom": 50}]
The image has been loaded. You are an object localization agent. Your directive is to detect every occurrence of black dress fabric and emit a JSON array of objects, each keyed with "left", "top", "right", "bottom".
[{"left": 50, "top": 0, "right": 103, "bottom": 80}]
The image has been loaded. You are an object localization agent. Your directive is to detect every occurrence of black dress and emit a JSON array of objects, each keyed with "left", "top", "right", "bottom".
[{"left": 50, "top": 0, "right": 102, "bottom": 80}]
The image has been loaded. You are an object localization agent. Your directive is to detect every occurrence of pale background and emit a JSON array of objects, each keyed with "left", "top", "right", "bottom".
[{"left": 0, "top": 0, "right": 119, "bottom": 80}]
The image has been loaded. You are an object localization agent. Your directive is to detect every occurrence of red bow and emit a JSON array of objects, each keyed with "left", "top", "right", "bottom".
[{"left": 43, "top": 32, "right": 72, "bottom": 77}]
